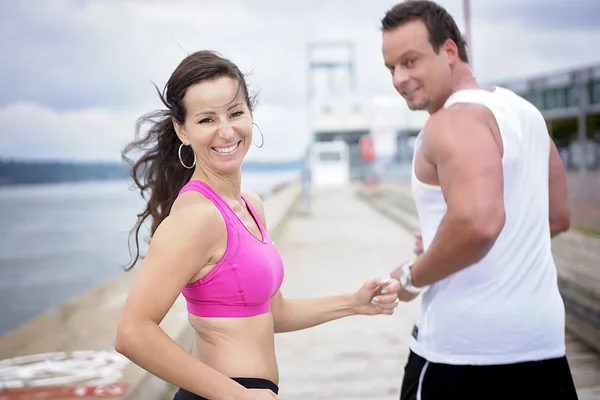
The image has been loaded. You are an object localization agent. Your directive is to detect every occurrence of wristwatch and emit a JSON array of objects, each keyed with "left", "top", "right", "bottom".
[{"left": 399, "top": 261, "right": 425, "bottom": 294}]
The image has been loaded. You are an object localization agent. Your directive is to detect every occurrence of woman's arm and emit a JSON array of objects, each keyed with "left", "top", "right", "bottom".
[
  {"left": 242, "top": 191, "right": 401, "bottom": 334},
  {"left": 269, "top": 282, "right": 399, "bottom": 333},
  {"left": 114, "top": 204, "right": 248, "bottom": 400}
]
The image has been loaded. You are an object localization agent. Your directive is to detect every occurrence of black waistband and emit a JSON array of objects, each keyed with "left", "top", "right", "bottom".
[
  {"left": 174, "top": 377, "right": 279, "bottom": 400},
  {"left": 231, "top": 377, "right": 278, "bottom": 393}
]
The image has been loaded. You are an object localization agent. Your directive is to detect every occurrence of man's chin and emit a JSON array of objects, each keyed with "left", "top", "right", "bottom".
[{"left": 407, "top": 100, "right": 429, "bottom": 111}]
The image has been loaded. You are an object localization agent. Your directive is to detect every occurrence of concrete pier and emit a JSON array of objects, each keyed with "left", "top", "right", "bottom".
[{"left": 2, "top": 180, "right": 598, "bottom": 399}]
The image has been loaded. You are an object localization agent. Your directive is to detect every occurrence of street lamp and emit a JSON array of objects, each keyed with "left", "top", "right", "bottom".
[{"left": 463, "top": 0, "right": 473, "bottom": 70}]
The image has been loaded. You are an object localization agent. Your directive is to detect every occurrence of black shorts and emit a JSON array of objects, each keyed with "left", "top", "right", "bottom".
[
  {"left": 173, "top": 377, "right": 279, "bottom": 400},
  {"left": 400, "top": 350, "right": 579, "bottom": 400}
]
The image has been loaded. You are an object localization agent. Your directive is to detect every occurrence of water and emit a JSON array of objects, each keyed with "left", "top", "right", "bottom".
[{"left": 0, "top": 171, "right": 299, "bottom": 336}]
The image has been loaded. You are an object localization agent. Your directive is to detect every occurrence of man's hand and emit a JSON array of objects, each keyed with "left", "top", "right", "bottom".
[{"left": 413, "top": 231, "right": 423, "bottom": 255}]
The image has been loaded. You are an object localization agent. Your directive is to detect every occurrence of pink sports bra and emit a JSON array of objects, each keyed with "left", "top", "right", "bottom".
[{"left": 177, "top": 180, "right": 285, "bottom": 318}]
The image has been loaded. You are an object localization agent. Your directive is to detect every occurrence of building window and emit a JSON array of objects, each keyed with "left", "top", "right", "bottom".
[
  {"left": 590, "top": 80, "right": 600, "bottom": 105},
  {"left": 545, "top": 90, "right": 556, "bottom": 109},
  {"left": 526, "top": 92, "right": 545, "bottom": 109},
  {"left": 319, "top": 151, "right": 341, "bottom": 162},
  {"left": 556, "top": 88, "right": 567, "bottom": 108},
  {"left": 544, "top": 88, "right": 567, "bottom": 109},
  {"left": 567, "top": 86, "right": 579, "bottom": 107}
]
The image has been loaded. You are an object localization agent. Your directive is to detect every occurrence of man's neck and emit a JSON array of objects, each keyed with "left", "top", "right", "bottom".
[
  {"left": 426, "top": 65, "right": 478, "bottom": 114},
  {"left": 451, "top": 64, "right": 477, "bottom": 93}
]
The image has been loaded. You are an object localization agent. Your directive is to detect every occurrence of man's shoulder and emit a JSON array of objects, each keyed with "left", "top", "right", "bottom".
[
  {"left": 422, "top": 105, "right": 486, "bottom": 146},
  {"left": 427, "top": 103, "right": 487, "bottom": 128},
  {"left": 421, "top": 103, "right": 498, "bottom": 164}
]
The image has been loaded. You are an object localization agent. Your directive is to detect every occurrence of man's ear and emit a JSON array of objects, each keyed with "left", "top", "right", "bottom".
[{"left": 443, "top": 38, "right": 460, "bottom": 65}]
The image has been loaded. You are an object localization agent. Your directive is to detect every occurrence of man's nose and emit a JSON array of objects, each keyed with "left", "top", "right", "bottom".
[{"left": 393, "top": 70, "right": 410, "bottom": 91}]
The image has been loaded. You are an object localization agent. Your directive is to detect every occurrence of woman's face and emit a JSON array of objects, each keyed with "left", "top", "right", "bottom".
[{"left": 175, "top": 76, "right": 253, "bottom": 176}]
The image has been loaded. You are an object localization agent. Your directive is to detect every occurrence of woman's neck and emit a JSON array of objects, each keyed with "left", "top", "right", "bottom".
[{"left": 191, "top": 169, "right": 243, "bottom": 202}]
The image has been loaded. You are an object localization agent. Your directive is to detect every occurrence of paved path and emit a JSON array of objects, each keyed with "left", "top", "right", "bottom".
[{"left": 274, "top": 186, "right": 420, "bottom": 400}]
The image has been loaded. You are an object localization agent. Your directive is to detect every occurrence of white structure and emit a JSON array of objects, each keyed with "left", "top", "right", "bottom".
[
  {"left": 370, "top": 95, "right": 429, "bottom": 162},
  {"left": 309, "top": 94, "right": 373, "bottom": 135},
  {"left": 307, "top": 94, "right": 372, "bottom": 187},
  {"left": 309, "top": 140, "right": 350, "bottom": 187},
  {"left": 304, "top": 41, "right": 429, "bottom": 187}
]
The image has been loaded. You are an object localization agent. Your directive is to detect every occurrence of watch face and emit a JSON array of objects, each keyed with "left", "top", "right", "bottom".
[{"left": 400, "top": 266, "right": 410, "bottom": 287}]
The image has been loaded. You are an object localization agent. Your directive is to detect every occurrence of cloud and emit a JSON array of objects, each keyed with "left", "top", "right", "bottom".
[
  {"left": 474, "top": 0, "right": 600, "bottom": 32},
  {"left": 246, "top": 104, "right": 311, "bottom": 161},
  {"left": 0, "top": 0, "right": 406, "bottom": 111},
  {"left": 0, "top": 1, "right": 146, "bottom": 110},
  {"left": 470, "top": 18, "right": 600, "bottom": 84},
  {"left": 0, "top": 101, "right": 140, "bottom": 162},
  {"left": 1, "top": 0, "right": 599, "bottom": 162},
  {"left": 0, "top": 100, "right": 310, "bottom": 162}
]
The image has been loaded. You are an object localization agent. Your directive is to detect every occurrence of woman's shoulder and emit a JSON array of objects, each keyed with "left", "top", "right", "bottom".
[
  {"left": 159, "top": 194, "right": 224, "bottom": 242},
  {"left": 171, "top": 188, "right": 217, "bottom": 216}
]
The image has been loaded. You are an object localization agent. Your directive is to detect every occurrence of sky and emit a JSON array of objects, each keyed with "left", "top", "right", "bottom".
[{"left": 1, "top": 0, "right": 599, "bottom": 162}]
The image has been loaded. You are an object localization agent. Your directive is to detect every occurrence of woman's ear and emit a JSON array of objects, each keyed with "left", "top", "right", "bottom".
[{"left": 172, "top": 117, "right": 188, "bottom": 145}]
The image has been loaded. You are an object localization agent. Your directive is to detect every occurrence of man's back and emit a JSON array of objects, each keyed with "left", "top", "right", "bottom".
[{"left": 410, "top": 87, "right": 566, "bottom": 365}]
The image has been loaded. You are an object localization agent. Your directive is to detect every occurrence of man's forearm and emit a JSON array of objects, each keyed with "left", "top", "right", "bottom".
[
  {"left": 549, "top": 214, "right": 570, "bottom": 238},
  {"left": 411, "top": 212, "right": 503, "bottom": 288},
  {"left": 397, "top": 288, "right": 420, "bottom": 302},
  {"left": 273, "top": 294, "right": 357, "bottom": 333}
]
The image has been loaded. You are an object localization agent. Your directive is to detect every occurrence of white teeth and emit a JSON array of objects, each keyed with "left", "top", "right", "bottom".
[
  {"left": 404, "top": 88, "right": 418, "bottom": 95},
  {"left": 213, "top": 142, "right": 239, "bottom": 154}
]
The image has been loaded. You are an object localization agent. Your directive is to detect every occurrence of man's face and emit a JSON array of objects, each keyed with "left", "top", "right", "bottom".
[{"left": 382, "top": 20, "right": 452, "bottom": 113}]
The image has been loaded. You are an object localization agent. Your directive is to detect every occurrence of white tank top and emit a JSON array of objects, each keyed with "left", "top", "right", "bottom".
[{"left": 410, "top": 86, "right": 566, "bottom": 365}]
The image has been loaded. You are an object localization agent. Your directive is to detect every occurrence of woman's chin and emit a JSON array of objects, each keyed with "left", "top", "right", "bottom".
[{"left": 214, "top": 158, "right": 243, "bottom": 176}]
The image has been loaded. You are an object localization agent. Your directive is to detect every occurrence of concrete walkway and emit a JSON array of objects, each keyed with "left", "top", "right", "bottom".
[{"left": 274, "top": 185, "right": 420, "bottom": 400}]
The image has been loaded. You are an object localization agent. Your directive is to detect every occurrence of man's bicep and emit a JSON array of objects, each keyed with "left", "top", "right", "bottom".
[{"left": 431, "top": 114, "right": 504, "bottom": 214}]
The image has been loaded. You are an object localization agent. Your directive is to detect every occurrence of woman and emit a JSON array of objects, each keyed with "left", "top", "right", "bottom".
[{"left": 115, "top": 50, "right": 401, "bottom": 400}]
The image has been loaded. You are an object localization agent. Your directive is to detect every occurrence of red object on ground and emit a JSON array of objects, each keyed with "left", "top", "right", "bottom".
[{"left": 0, "top": 383, "right": 129, "bottom": 400}]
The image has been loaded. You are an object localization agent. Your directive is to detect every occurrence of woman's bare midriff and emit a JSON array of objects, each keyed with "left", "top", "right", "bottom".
[{"left": 187, "top": 311, "right": 279, "bottom": 384}]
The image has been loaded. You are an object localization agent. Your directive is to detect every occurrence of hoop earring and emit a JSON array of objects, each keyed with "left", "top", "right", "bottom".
[
  {"left": 252, "top": 122, "right": 264, "bottom": 148},
  {"left": 178, "top": 143, "right": 196, "bottom": 169}
]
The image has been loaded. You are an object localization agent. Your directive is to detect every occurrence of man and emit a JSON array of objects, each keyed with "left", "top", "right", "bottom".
[{"left": 380, "top": 1, "right": 576, "bottom": 399}]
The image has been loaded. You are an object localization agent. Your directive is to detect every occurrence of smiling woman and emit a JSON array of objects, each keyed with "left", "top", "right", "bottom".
[
  {"left": 115, "top": 50, "right": 402, "bottom": 400},
  {"left": 121, "top": 51, "right": 258, "bottom": 263},
  {"left": 176, "top": 78, "right": 253, "bottom": 174}
]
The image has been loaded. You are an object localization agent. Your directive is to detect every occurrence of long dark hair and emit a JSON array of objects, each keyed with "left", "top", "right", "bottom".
[{"left": 121, "top": 50, "right": 256, "bottom": 271}]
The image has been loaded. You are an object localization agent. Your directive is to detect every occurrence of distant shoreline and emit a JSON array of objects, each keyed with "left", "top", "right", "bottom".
[{"left": 0, "top": 158, "right": 302, "bottom": 187}]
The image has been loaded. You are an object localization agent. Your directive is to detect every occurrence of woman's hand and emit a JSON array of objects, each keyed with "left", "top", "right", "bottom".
[{"left": 352, "top": 278, "right": 401, "bottom": 315}]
